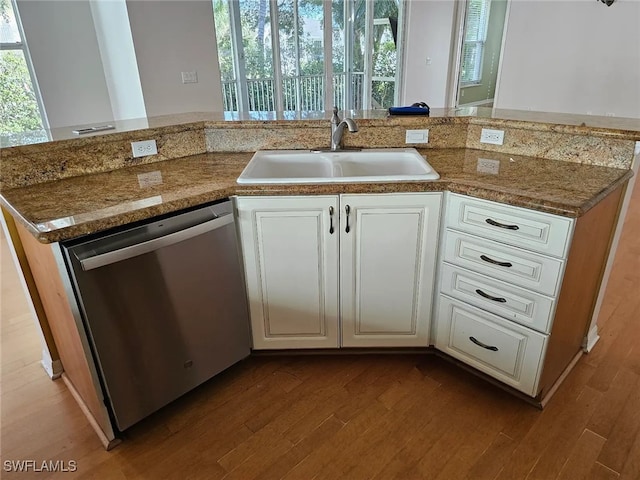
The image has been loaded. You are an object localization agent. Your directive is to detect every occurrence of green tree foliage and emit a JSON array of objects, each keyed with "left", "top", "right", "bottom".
[
  {"left": 0, "top": 51, "right": 44, "bottom": 135},
  {"left": 214, "top": 0, "right": 399, "bottom": 110}
]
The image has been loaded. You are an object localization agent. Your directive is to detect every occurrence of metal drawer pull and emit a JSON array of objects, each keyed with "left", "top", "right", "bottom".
[
  {"left": 480, "top": 254, "right": 513, "bottom": 268},
  {"left": 485, "top": 218, "right": 520, "bottom": 230},
  {"left": 469, "top": 336, "right": 499, "bottom": 351},
  {"left": 329, "top": 206, "right": 335, "bottom": 234},
  {"left": 345, "top": 204, "right": 351, "bottom": 233},
  {"left": 475, "top": 289, "right": 507, "bottom": 303}
]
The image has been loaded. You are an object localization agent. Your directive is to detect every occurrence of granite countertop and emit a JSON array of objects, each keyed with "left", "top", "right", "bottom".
[{"left": 1, "top": 148, "right": 631, "bottom": 243}]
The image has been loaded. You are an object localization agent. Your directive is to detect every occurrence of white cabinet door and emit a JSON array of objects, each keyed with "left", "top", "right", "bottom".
[
  {"left": 236, "top": 196, "right": 339, "bottom": 349},
  {"left": 340, "top": 193, "right": 442, "bottom": 347}
]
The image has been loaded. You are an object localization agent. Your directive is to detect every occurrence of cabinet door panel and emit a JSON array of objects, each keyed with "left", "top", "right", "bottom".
[
  {"left": 236, "top": 196, "right": 339, "bottom": 349},
  {"left": 341, "top": 193, "right": 442, "bottom": 347}
]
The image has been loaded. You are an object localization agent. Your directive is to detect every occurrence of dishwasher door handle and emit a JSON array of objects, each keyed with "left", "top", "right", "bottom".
[{"left": 79, "top": 214, "right": 233, "bottom": 271}]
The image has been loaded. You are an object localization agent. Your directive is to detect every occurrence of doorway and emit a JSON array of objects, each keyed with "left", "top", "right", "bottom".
[{"left": 452, "top": 0, "right": 508, "bottom": 108}]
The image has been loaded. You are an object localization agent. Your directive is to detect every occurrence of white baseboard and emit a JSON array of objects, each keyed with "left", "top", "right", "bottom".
[
  {"left": 583, "top": 325, "right": 600, "bottom": 352},
  {"left": 41, "top": 348, "right": 63, "bottom": 379}
]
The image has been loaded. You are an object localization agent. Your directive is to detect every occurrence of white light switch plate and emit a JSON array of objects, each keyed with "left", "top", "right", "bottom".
[
  {"left": 405, "top": 129, "right": 429, "bottom": 144},
  {"left": 181, "top": 71, "right": 198, "bottom": 84}
]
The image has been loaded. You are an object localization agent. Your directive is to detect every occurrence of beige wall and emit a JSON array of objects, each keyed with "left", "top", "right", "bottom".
[
  {"left": 495, "top": 0, "right": 640, "bottom": 118},
  {"left": 126, "top": 0, "right": 224, "bottom": 117},
  {"left": 17, "top": 0, "right": 114, "bottom": 128},
  {"left": 401, "top": 0, "right": 457, "bottom": 108}
]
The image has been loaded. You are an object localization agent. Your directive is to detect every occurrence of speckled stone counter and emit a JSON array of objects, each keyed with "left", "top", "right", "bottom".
[{"left": 1, "top": 148, "right": 631, "bottom": 243}]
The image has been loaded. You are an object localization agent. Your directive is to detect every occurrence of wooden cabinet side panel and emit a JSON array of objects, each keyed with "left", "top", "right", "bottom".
[
  {"left": 1, "top": 207, "right": 59, "bottom": 361},
  {"left": 15, "top": 224, "right": 114, "bottom": 438},
  {"left": 538, "top": 185, "right": 625, "bottom": 397}
]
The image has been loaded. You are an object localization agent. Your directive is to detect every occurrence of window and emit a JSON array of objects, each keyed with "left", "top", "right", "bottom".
[
  {"left": 460, "top": 0, "right": 491, "bottom": 86},
  {"left": 0, "top": 0, "right": 47, "bottom": 146},
  {"left": 213, "top": 0, "right": 402, "bottom": 114}
]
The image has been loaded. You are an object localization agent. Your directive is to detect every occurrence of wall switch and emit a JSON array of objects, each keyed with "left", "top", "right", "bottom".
[
  {"left": 476, "top": 158, "right": 500, "bottom": 175},
  {"left": 131, "top": 139, "right": 158, "bottom": 158},
  {"left": 181, "top": 71, "right": 198, "bottom": 84},
  {"left": 406, "top": 129, "right": 429, "bottom": 144},
  {"left": 480, "top": 128, "right": 505, "bottom": 145}
]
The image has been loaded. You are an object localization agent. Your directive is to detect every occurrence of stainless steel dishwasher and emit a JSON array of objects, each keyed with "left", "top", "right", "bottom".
[{"left": 62, "top": 200, "right": 251, "bottom": 432}]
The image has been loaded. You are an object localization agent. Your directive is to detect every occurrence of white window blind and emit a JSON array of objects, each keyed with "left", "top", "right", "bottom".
[{"left": 460, "top": 0, "right": 491, "bottom": 85}]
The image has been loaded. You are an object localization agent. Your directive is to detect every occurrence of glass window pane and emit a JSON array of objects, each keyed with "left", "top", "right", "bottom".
[
  {"left": 241, "top": 0, "right": 274, "bottom": 111},
  {"left": 0, "top": 0, "right": 22, "bottom": 44},
  {"left": 332, "top": 0, "right": 345, "bottom": 109},
  {"left": 0, "top": 50, "right": 46, "bottom": 144},
  {"left": 213, "top": 0, "right": 238, "bottom": 110}
]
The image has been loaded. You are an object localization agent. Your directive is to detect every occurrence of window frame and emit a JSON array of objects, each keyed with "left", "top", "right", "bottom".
[{"left": 460, "top": 0, "right": 491, "bottom": 87}]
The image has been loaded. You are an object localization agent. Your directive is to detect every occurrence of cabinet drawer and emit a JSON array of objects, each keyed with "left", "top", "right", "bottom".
[
  {"left": 443, "top": 229, "right": 564, "bottom": 296},
  {"left": 440, "top": 263, "right": 556, "bottom": 333},
  {"left": 446, "top": 194, "right": 574, "bottom": 258},
  {"left": 435, "top": 295, "right": 547, "bottom": 396}
]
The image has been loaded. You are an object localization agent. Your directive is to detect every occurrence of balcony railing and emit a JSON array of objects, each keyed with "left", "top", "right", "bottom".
[{"left": 222, "top": 72, "right": 366, "bottom": 112}]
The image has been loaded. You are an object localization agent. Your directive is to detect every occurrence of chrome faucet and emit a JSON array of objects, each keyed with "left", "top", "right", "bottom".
[{"left": 330, "top": 106, "right": 359, "bottom": 151}]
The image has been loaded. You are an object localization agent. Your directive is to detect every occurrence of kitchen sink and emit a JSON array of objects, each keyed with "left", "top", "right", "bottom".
[{"left": 236, "top": 148, "right": 440, "bottom": 184}]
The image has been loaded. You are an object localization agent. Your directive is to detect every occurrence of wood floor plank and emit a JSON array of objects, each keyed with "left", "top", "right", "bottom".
[
  {"left": 494, "top": 363, "right": 600, "bottom": 480},
  {"left": 525, "top": 386, "right": 604, "bottom": 479},
  {"left": 319, "top": 377, "right": 442, "bottom": 479},
  {"left": 465, "top": 433, "right": 516, "bottom": 480},
  {"left": 556, "top": 428, "right": 607, "bottom": 480},
  {"left": 619, "top": 426, "right": 640, "bottom": 480},
  {"left": 281, "top": 400, "right": 389, "bottom": 480},
  {"left": 589, "top": 462, "right": 622, "bottom": 480},
  {"left": 253, "top": 415, "right": 344, "bottom": 480},
  {"left": 597, "top": 377, "right": 640, "bottom": 474},
  {"left": 587, "top": 368, "right": 640, "bottom": 438}
]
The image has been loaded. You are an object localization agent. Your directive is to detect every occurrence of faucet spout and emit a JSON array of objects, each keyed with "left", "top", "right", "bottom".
[{"left": 331, "top": 117, "right": 359, "bottom": 151}]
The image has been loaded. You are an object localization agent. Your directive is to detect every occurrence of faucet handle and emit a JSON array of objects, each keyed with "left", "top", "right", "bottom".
[{"left": 331, "top": 106, "right": 340, "bottom": 125}]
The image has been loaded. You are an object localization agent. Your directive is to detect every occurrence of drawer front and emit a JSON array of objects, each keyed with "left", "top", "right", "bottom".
[
  {"left": 446, "top": 194, "right": 574, "bottom": 258},
  {"left": 435, "top": 295, "right": 547, "bottom": 396},
  {"left": 443, "top": 229, "right": 564, "bottom": 296},
  {"left": 440, "top": 263, "right": 556, "bottom": 333}
]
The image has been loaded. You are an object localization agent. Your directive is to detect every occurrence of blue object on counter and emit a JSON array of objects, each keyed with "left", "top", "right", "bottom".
[{"left": 388, "top": 102, "right": 430, "bottom": 116}]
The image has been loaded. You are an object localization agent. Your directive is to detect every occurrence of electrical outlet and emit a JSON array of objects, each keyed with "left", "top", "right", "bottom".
[
  {"left": 480, "top": 128, "right": 505, "bottom": 145},
  {"left": 131, "top": 140, "right": 158, "bottom": 158},
  {"left": 405, "top": 129, "right": 429, "bottom": 144},
  {"left": 476, "top": 158, "right": 500, "bottom": 175}
]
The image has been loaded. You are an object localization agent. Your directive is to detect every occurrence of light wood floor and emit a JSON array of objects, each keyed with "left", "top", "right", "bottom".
[{"left": 2, "top": 182, "right": 639, "bottom": 480}]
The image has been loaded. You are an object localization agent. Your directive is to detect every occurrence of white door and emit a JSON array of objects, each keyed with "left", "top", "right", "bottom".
[
  {"left": 340, "top": 193, "right": 442, "bottom": 347},
  {"left": 235, "top": 196, "right": 339, "bottom": 349}
]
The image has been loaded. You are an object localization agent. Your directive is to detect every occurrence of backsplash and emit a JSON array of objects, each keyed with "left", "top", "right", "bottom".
[
  {"left": 1, "top": 115, "right": 637, "bottom": 190},
  {"left": 466, "top": 122, "right": 635, "bottom": 169},
  {"left": 1, "top": 125, "right": 206, "bottom": 189}
]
